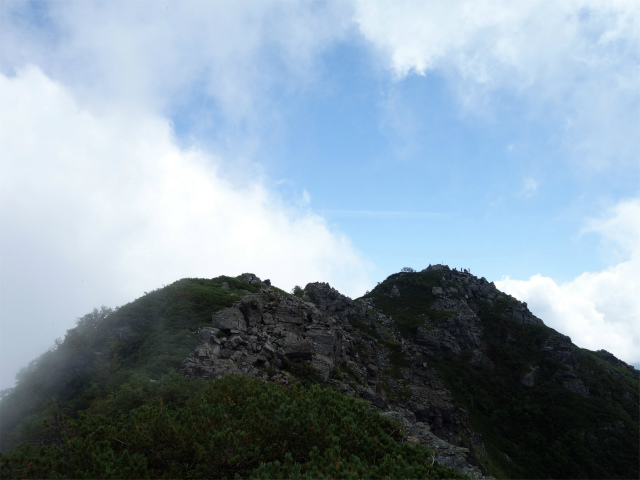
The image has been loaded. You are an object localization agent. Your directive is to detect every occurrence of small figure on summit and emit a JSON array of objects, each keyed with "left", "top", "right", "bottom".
[{"left": 248, "top": 275, "right": 254, "bottom": 285}]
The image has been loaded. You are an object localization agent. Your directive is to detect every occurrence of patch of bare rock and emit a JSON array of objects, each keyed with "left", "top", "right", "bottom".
[{"left": 182, "top": 276, "right": 492, "bottom": 478}]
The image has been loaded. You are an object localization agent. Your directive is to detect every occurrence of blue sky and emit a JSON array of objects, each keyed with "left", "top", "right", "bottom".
[{"left": 1, "top": 0, "right": 639, "bottom": 390}]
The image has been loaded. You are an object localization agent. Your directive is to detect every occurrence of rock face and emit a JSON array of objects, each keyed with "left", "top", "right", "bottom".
[
  {"left": 182, "top": 280, "right": 488, "bottom": 478},
  {"left": 594, "top": 349, "right": 640, "bottom": 377},
  {"left": 181, "top": 266, "right": 638, "bottom": 479},
  {"left": 422, "top": 265, "right": 543, "bottom": 326}
]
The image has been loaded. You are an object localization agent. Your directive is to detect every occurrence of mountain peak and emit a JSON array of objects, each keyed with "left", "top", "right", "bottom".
[{"left": 1, "top": 270, "right": 638, "bottom": 479}]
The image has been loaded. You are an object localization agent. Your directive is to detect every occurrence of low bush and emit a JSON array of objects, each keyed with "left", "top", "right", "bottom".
[{"left": 0, "top": 375, "right": 464, "bottom": 479}]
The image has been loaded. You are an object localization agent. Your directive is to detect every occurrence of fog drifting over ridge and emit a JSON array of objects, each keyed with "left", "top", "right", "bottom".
[
  {"left": 0, "top": 67, "right": 372, "bottom": 391},
  {"left": 1, "top": 0, "right": 639, "bottom": 390}
]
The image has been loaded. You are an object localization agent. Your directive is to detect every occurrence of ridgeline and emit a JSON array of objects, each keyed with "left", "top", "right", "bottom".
[{"left": 1, "top": 266, "right": 638, "bottom": 479}]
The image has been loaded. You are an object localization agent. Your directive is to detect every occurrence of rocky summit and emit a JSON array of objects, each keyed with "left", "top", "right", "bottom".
[
  {"left": 1, "top": 266, "right": 638, "bottom": 479},
  {"left": 181, "top": 266, "right": 638, "bottom": 479}
]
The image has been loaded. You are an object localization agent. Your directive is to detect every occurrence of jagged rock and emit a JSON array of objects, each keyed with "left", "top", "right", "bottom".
[
  {"left": 424, "top": 264, "right": 450, "bottom": 271},
  {"left": 282, "top": 339, "right": 314, "bottom": 359},
  {"left": 238, "top": 294, "right": 267, "bottom": 327},
  {"left": 595, "top": 349, "right": 640, "bottom": 377},
  {"left": 381, "top": 410, "right": 488, "bottom": 479},
  {"left": 416, "top": 327, "right": 461, "bottom": 355},
  {"left": 563, "top": 377, "right": 590, "bottom": 397},
  {"left": 360, "top": 388, "right": 387, "bottom": 409},
  {"left": 242, "top": 273, "right": 261, "bottom": 283},
  {"left": 197, "top": 327, "right": 220, "bottom": 342},
  {"left": 305, "top": 329, "right": 338, "bottom": 356},
  {"left": 543, "top": 333, "right": 581, "bottom": 368},
  {"left": 183, "top": 266, "right": 633, "bottom": 479},
  {"left": 212, "top": 307, "right": 247, "bottom": 332},
  {"left": 521, "top": 366, "right": 540, "bottom": 387},
  {"left": 506, "top": 304, "right": 543, "bottom": 325},
  {"left": 554, "top": 369, "right": 590, "bottom": 397}
]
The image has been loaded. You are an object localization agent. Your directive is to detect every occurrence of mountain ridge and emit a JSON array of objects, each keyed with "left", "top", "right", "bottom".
[{"left": 1, "top": 266, "right": 638, "bottom": 479}]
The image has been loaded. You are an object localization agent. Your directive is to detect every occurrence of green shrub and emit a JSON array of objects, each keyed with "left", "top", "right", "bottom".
[{"left": 0, "top": 376, "right": 464, "bottom": 479}]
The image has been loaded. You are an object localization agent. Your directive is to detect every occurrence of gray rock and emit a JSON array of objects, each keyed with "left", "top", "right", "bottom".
[
  {"left": 310, "top": 355, "right": 334, "bottom": 382},
  {"left": 185, "top": 271, "right": 512, "bottom": 478},
  {"left": 282, "top": 339, "right": 314, "bottom": 359},
  {"left": 521, "top": 366, "right": 540, "bottom": 387},
  {"left": 416, "top": 327, "right": 461, "bottom": 355},
  {"left": 229, "top": 335, "right": 244, "bottom": 349},
  {"left": 564, "top": 378, "right": 590, "bottom": 397},
  {"left": 380, "top": 410, "right": 411, "bottom": 425},
  {"left": 212, "top": 307, "right": 247, "bottom": 332},
  {"left": 360, "top": 388, "right": 387, "bottom": 409},
  {"left": 277, "top": 312, "right": 304, "bottom": 325},
  {"left": 197, "top": 327, "right": 220, "bottom": 342},
  {"left": 239, "top": 294, "right": 267, "bottom": 326},
  {"left": 305, "top": 329, "right": 337, "bottom": 356},
  {"left": 424, "top": 264, "right": 450, "bottom": 271}
]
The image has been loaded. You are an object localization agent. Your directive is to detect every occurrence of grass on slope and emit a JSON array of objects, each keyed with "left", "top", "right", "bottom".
[{"left": 0, "top": 276, "right": 263, "bottom": 452}]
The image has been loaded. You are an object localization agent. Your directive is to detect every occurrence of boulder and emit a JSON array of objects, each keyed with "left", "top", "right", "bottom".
[
  {"left": 305, "top": 329, "right": 337, "bottom": 357},
  {"left": 311, "top": 355, "right": 334, "bottom": 382},
  {"left": 239, "top": 294, "right": 267, "bottom": 326},
  {"left": 282, "top": 339, "right": 314, "bottom": 359},
  {"left": 360, "top": 388, "right": 387, "bottom": 409},
  {"left": 197, "top": 327, "right": 220, "bottom": 342},
  {"left": 212, "top": 307, "right": 247, "bottom": 332}
]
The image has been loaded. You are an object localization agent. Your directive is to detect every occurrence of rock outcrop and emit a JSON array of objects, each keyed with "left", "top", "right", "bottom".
[
  {"left": 180, "top": 266, "right": 637, "bottom": 479},
  {"left": 594, "top": 349, "right": 640, "bottom": 377},
  {"left": 182, "top": 278, "right": 488, "bottom": 478}
]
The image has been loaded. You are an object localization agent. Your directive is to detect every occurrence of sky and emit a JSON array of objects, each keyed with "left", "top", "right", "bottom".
[{"left": 0, "top": 0, "right": 638, "bottom": 390}]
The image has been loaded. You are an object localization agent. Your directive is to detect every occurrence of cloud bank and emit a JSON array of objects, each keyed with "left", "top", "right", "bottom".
[
  {"left": 0, "top": 66, "right": 371, "bottom": 390},
  {"left": 1, "top": 0, "right": 638, "bottom": 388},
  {"left": 496, "top": 198, "right": 640, "bottom": 366}
]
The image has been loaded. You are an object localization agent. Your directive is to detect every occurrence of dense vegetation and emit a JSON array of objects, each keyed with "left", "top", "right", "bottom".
[
  {"left": 0, "top": 276, "right": 265, "bottom": 453},
  {"left": 0, "top": 275, "right": 462, "bottom": 479},
  {"left": 366, "top": 270, "right": 640, "bottom": 479},
  {"left": 0, "top": 375, "right": 463, "bottom": 479}
]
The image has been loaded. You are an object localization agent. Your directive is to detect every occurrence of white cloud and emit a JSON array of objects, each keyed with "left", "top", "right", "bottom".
[
  {"left": 496, "top": 198, "right": 640, "bottom": 366},
  {"left": 5, "top": 1, "right": 636, "bottom": 170},
  {"left": 0, "top": 0, "right": 351, "bottom": 125},
  {"left": 0, "top": 67, "right": 372, "bottom": 390},
  {"left": 353, "top": 0, "right": 640, "bottom": 169}
]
